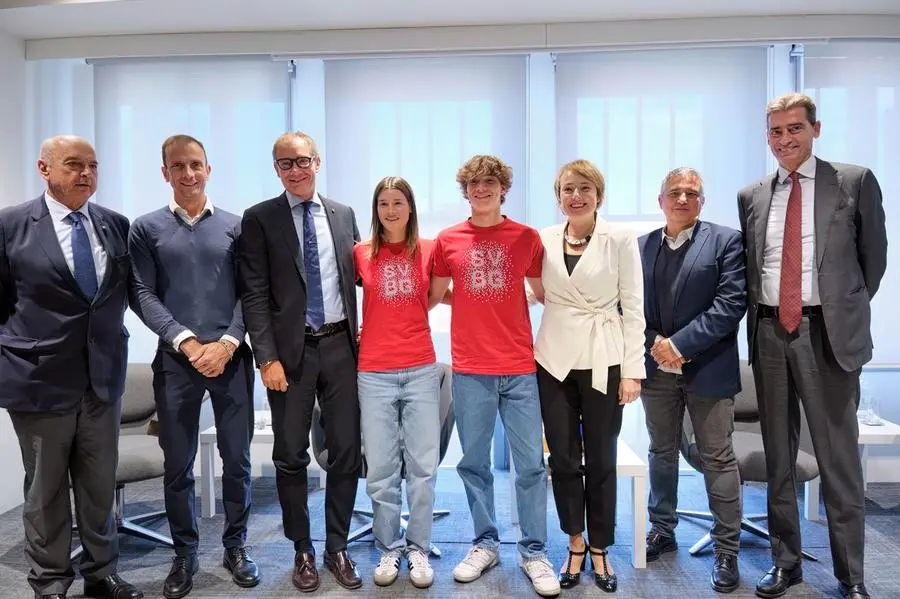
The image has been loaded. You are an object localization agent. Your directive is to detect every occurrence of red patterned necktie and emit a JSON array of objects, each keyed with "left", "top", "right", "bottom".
[{"left": 779, "top": 171, "right": 802, "bottom": 332}]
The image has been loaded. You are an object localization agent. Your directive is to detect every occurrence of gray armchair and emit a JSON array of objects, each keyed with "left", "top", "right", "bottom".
[
  {"left": 71, "top": 363, "right": 173, "bottom": 560},
  {"left": 677, "top": 362, "right": 819, "bottom": 561},
  {"left": 311, "top": 362, "right": 455, "bottom": 556}
]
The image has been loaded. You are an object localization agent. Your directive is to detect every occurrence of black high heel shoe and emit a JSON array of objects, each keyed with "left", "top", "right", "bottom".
[
  {"left": 590, "top": 547, "right": 618, "bottom": 593},
  {"left": 558, "top": 544, "right": 588, "bottom": 589}
]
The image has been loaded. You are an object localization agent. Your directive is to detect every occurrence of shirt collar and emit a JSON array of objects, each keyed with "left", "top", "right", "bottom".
[
  {"left": 661, "top": 221, "right": 697, "bottom": 246},
  {"left": 287, "top": 190, "right": 321, "bottom": 210},
  {"left": 168, "top": 197, "right": 214, "bottom": 219},
  {"left": 777, "top": 154, "right": 817, "bottom": 184},
  {"left": 44, "top": 191, "right": 90, "bottom": 223}
]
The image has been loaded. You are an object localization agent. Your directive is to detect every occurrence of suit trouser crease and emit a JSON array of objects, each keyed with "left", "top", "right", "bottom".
[
  {"left": 452, "top": 371, "right": 548, "bottom": 559},
  {"left": 268, "top": 331, "right": 361, "bottom": 554},
  {"left": 538, "top": 364, "right": 623, "bottom": 549},
  {"left": 641, "top": 371, "right": 742, "bottom": 555},
  {"left": 358, "top": 363, "right": 441, "bottom": 553},
  {"left": 753, "top": 314, "right": 865, "bottom": 585},
  {"left": 152, "top": 346, "right": 255, "bottom": 555},
  {"left": 9, "top": 393, "right": 120, "bottom": 596}
]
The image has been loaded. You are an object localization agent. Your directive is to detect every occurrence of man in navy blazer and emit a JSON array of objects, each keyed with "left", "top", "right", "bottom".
[
  {"left": 0, "top": 136, "right": 142, "bottom": 599},
  {"left": 638, "top": 167, "right": 747, "bottom": 593}
]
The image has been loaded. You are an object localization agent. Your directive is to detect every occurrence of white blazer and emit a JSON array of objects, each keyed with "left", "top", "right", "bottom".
[{"left": 534, "top": 218, "right": 646, "bottom": 394}]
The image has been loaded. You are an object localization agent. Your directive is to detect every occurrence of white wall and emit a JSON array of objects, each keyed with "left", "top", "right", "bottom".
[{"left": 0, "top": 29, "right": 28, "bottom": 514}]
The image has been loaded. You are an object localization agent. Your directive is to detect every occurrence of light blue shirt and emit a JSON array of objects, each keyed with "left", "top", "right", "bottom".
[
  {"left": 44, "top": 192, "right": 107, "bottom": 286},
  {"left": 286, "top": 191, "right": 346, "bottom": 325}
]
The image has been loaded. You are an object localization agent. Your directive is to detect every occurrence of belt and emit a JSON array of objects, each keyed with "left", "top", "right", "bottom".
[
  {"left": 305, "top": 319, "right": 348, "bottom": 338},
  {"left": 757, "top": 304, "right": 822, "bottom": 318}
]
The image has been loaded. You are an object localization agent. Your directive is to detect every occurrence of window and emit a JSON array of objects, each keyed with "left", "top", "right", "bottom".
[
  {"left": 804, "top": 41, "right": 900, "bottom": 364},
  {"left": 555, "top": 47, "right": 769, "bottom": 233},
  {"left": 92, "top": 57, "right": 290, "bottom": 363}
]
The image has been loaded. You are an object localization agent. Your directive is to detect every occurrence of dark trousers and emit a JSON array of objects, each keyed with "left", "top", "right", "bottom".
[
  {"left": 641, "top": 371, "right": 742, "bottom": 555},
  {"left": 9, "top": 393, "right": 120, "bottom": 597},
  {"left": 537, "top": 364, "right": 622, "bottom": 548},
  {"left": 753, "top": 314, "right": 865, "bottom": 586},
  {"left": 152, "top": 345, "right": 255, "bottom": 556},
  {"left": 268, "top": 329, "right": 361, "bottom": 554}
]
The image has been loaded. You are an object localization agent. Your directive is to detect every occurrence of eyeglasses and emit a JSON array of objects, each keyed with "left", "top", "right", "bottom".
[{"left": 275, "top": 155, "right": 317, "bottom": 171}]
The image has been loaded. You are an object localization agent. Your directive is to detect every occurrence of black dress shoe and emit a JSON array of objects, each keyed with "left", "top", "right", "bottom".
[
  {"left": 839, "top": 583, "right": 871, "bottom": 599},
  {"left": 711, "top": 553, "right": 739, "bottom": 593},
  {"left": 223, "top": 546, "right": 261, "bottom": 588},
  {"left": 83, "top": 574, "right": 143, "bottom": 599},
  {"left": 646, "top": 531, "right": 677, "bottom": 562},
  {"left": 324, "top": 550, "right": 362, "bottom": 590},
  {"left": 558, "top": 543, "right": 588, "bottom": 589},
  {"left": 163, "top": 555, "right": 198, "bottom": 599},
  {"left": 756, "top": 565, "right": 802, "bottom": 599}
]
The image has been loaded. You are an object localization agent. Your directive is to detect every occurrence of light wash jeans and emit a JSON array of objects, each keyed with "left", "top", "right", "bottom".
[
  {"left": 358, "top": 362, "right": 441, "bottom": 554},
  {"left": 452, "top": 372, "right": 548, "bottom": 559}
]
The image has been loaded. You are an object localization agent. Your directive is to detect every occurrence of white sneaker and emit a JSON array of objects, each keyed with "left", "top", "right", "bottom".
[
  {"left": 407, "top": 548, "right": 434, "bottom": 588},
  {"left": 522, "top": 556, "right": 561, "bottom": 597},
  {"left": 373, "top": 550, "right": 402, "bottom": 586},
  {"left": 453, "top": 546, "right": 499, "bottom": 583}
]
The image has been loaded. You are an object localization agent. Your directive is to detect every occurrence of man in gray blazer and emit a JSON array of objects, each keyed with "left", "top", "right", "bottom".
[
  {"left": 0, "top": 136, "right": 142, "bottom": 599},
  {"left": 737, "top": 93, "right": 886, "bottom": 599}
]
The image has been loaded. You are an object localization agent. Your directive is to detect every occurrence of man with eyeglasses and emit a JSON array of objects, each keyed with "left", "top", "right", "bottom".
[
  {"left": 738, "top": 93, "right": 886, "bottom": 599},
  {"left": 0, "top": 135, "right": 142, "bottom": 599},
  {"left": 238, "top": 132, "right": 363, "bottom": 593}
]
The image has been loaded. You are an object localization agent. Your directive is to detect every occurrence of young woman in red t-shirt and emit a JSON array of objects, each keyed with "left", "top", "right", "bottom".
[{"left": 353, "top": 176, "right": 441, "bottom": 589}]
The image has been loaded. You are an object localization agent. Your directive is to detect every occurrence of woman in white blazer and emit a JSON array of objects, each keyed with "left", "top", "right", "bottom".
[{"left": 534, "top": 160, "right": 646, "bottom": 594}]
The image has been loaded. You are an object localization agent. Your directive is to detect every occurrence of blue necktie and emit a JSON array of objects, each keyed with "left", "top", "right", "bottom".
[
  {"left": 301, "top": 201, "right": 325, "bottom": 330},
  {"left": 66, "top": 212, "right": 98, "bottom": 299}
]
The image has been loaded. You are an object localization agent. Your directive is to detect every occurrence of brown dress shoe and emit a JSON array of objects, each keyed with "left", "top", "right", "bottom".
[
  {"left": 324, "top": 550, "right": 362, "bottom": 589},
  {"left": 292, "top": 552, "right": 319, "bottom": 593}
]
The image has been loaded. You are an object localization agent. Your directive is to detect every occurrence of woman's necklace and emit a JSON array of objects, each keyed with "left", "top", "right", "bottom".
[{"left": 564, "top": 223, "right": 593, "bottom": 246}]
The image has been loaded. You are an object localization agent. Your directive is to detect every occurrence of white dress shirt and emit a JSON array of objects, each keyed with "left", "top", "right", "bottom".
[
  {"left": 167, "top": 198, "right": 242, "bottom": 352},
  {"left": 761, "top": 154, "right": 821, "bottom": 306},
  {"left": 44, "top": 192, "right": 106, "bottom": 286},
  {"left": 287, "top": 191, "right": 346, "bottom": 325},
  {"left": 656, "top": 222, "right": 695, "bottom": 375}
]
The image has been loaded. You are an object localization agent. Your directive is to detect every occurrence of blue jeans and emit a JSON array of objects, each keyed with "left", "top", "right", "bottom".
[
  {"left": 358, "top": 363, "right": 441, "bottom": 553},
  {"left": 452, "top": 372, "right": 548, "bottom": 559}
]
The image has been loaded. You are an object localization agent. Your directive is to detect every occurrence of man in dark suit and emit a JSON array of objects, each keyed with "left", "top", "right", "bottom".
[
  {"left": 238, "top": 131, "right": 362, "bottom": 592},
  {"left": 738, "top": 93, "right": 887, "bottom": 599},
  {"left": 0, "top": 136, "right": 142, "bottom": 599},
  {"left": 639, "top": 167, "right": 747, "bottom": 593}
]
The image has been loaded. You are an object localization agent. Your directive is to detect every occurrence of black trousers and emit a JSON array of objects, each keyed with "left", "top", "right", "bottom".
[
  {"left": 538, "top": 364, "right": 622, "bottom": 548},
  {"left": 152, "top": 345, "right": 255, "bottom": 556},
  {"left": 9, "top": 393, "right": 120, "bottom": 597},
  {"left": 268, "top": 329, "right": 361, "bottom": 554},
  {"left": 753, "top": 313, "right": 865, "bottom": 586}
]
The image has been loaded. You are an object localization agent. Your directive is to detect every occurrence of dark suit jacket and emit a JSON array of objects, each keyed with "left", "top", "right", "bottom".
[
  {"left": 738, "top": 158, "right": 887, "bottom": 372},
  {"left": 238, "top": 192, "right": 360, "bottom": 373},
  {"left": 0, "top": 196, "right": 131, "bottom": 412},
  {"left": 639, "top": 221, "right": 747, "bottom": 398}
]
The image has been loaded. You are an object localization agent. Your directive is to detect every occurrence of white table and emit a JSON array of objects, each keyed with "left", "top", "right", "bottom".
[
  {"left": 510, "top": 437, "right": 647, "bottom": 569},
  {"left": 199, "top": 423, "right": 323, "bottom": 518},
  {"left": 803, "top": 416, "right": 900, "bottom": 521}
]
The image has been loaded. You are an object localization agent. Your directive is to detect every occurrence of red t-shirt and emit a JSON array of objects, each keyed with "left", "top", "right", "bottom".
[
  {"left": 354, "top": 239, "right": 436, "bottom": 372},
  {"left": 431, "top": 217, "right": 543, "bottom": 375}
]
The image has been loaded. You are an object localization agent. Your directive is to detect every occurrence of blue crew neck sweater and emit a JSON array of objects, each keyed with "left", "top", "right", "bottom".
[{"left": 129, "top": 206, "right": 244, "bottom": 350}]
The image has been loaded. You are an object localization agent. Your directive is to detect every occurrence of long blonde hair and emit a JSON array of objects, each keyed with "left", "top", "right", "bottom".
[{"left": 368, "top": 176, "right": 420, "bottom": 260}]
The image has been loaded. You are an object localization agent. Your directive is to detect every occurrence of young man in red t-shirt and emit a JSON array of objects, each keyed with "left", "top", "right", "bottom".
[{"left": 429, "top": 155, "right": 559, "bottom": 597}]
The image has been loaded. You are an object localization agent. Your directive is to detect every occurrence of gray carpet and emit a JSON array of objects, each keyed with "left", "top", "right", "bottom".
[{"left": 0, "top": 471, "right": 898, "bottom": 598}]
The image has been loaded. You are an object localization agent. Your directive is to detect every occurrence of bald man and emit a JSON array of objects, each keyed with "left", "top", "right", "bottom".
[{"left": 0, "top": 136, "right": 142, "bottom": 599}]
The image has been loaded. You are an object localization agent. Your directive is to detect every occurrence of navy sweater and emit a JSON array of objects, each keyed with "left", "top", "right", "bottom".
[{"left": 129, "top": 206, "right": 244, "bottom": 351}]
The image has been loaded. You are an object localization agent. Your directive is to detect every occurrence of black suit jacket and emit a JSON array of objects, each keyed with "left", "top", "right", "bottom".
[
  {"left": 738, "top": 158, "right": 887, "bottom": 371},
  {"left": 0, "top": 196, "right": 132, "bottom": 412},
  {"left": 239, "top": 192, "right": 360, "bottom": 373}
]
